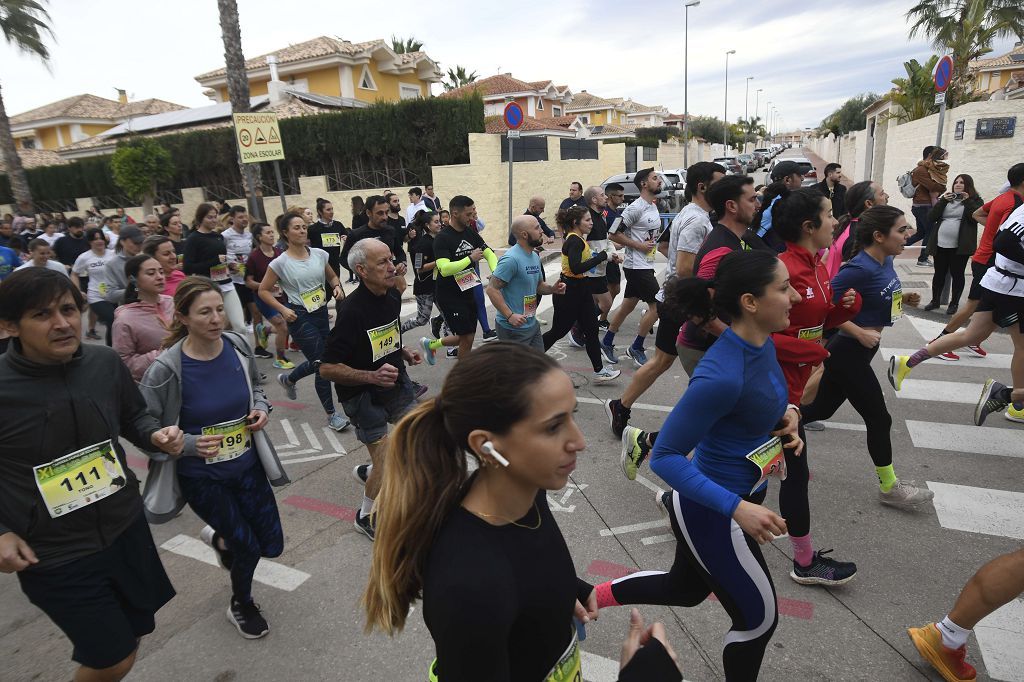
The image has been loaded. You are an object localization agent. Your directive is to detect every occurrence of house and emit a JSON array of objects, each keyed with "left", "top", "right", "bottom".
[
  {"left": 9, "top": 93, "right": 185, "bottom": 150},
  {"left": 441, "top": 74, "right": 574, "bottom": 119},
  {"left": 194, "top": 35, "right": 442, "bottom": 105},
  {"left": 969, "top": 42, "right": 1024, "bottom": 96},
  {"left": 565, "top": 91, "right": 628, "bottom": 126},
  {"left": 608, "top": 98, "right": 671, "bottom": 128}
]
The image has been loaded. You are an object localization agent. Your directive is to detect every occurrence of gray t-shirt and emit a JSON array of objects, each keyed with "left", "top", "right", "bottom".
[
  {"left": 936, "top": 200, "right": 964, "bottom": 249},
  {"left": 268, "top": 248, "right": 330, "bottom": 309},
  {"left": 656, "top": 202, "right": 713, "bottom": 302},
  {"left": 609, "top": 197, "right": 661, "bottom": 270}
]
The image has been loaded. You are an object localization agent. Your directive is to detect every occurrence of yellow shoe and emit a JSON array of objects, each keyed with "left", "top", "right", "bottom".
[
  {"left": 907, "top": 623, "right": 976, "bottom": 681},
  {"left": 887, "top": 355, "right": 912, "bottom": 391},
  {"left": 1006, "top": 403, "right": 1024, "bottom": 423}
]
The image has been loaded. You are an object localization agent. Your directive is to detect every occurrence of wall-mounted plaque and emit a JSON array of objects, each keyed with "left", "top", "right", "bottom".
[
  {"left": 954, "top": 120, "right": 964, "bottom": 140},
  {"left": 975, "top": 117, "right": 1016, "bottom": 139}
]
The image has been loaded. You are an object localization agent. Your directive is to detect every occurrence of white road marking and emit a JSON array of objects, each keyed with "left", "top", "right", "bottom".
[
  {"left": 280, "top": 418, "right": 300, "bottom": 447},
  {"left": 881, "top": 347, "right": 1013, "bottom": 370},
  {"left": 907, "top": 315, "right": 954, "bottom": 342},
  {"left": 816, "top": 421, "right": 868, "bottom": 432},
  {"left": 285, "top": 452, "right": 346, "bottom": 465},
  {"left": 161, "top": 535, "right": 310, "bottom": 591},
  {"left": 928, "top": 482, "right": 1024, "bottom": 541},
  {"left": 277, "top": 448, "right": 319, "bottom": 458},
  {"left": 322, "top": 427, "right": 345, "bottom": 454},
  {"left": 893, "top": 379, "right": 981, "bottom": 404},
  {"left": 907, "top": 420, "right": 1024, "bottom": 459},
  {"left": 976, "top": 599, "right": 1024, "bottom": 682},
  {"left": 634, "top": 474, "right": 665, "bottom": 496},
  {"left": 599, "top": 518, "right": 670, "bottom": 537},
  {"left": 640, "top": 533, "right": 675, "bottom": 545}
]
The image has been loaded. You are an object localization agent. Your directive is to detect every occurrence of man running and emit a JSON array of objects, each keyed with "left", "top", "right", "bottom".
[
  {"left": 602, "top": 183, "right": 627, "bottom": 319},
  {"left": 0, "top": 268, "right": 183, "bottom": 682},
  {"left": 604, "top": 168, "right": 663, "bottom": 367},
  {"left": 320, "top": 239, "right": 422, "bottom": 541},
  {"left": 341, "top": 196, "right": 408, "bottom": 268}
]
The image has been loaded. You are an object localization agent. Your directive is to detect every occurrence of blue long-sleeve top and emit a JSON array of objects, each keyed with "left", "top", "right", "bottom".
[{"left": 650, "top": 328, "right": 789, "bottom": 518}]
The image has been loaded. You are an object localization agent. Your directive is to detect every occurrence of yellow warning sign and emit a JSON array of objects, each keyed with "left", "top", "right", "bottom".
[{"left": 233, "top": 112, "right": 285, "bottom": 163}]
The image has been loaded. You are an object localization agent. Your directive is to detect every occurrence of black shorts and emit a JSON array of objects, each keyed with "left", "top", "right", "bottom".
[
  {"left": 17, "top": 513, "right": 175, "bottom": 670},
  {"left": 436, "top": 293, "right": 478, "bottom": 336},
  {"left": 234, "top": 282, "right": 254, "bottom": 306},
  {"left": 623, "top": 268, "right": 659, "bottom": 303},
  {"left": 967, "top": 259, "right": 992, "bottom": 301},
  {"left": 588, "top": 276, "right": 608, "bottom": 295},
  {"left": 606, "top": 260, "right": 621, "bottom": 285},
  {"left": 654, "top": 300, "right": 684, "bottom": 356},
  {"left": 977, "top": 287, "right": 1024, "bottom": 332}
]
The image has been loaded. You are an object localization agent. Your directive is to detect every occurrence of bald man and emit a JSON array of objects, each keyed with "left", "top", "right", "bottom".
[
  {"left": 509, "top": 196, "right": 556, "bottom": 246},
  {"left": 488, "top": 214, "right": 564, "bottom": 349}
]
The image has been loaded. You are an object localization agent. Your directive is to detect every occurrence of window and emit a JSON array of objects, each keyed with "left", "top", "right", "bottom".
[
  {"left": 20, "top": 138, "right": 36, "bottom": 149},
  {"left": 399, "top": 83, "right": 421, "bottom": 100},
  {"left": 642, "top": 146, "right": 658, "bottom": 161},
  {"left": 553, "top": 106, "right": 562, "bottom": 117},
  {"left": 288, "top": 77, "right": 309, "bottom": 92},
  {"left": 500, "top": 136, "right": 549, "bottom": 162},
  {"left": 560, "top": 139, "right": 599, "bottom": 160},
  {"left": 580, "top": 115, "right": 590, "bottom": 124},
  {"left": 358, "top": 65, "right": 377, "bottom": 91},
  {"left": 537, "top": 97, "right": 544, "bottom": 111}
]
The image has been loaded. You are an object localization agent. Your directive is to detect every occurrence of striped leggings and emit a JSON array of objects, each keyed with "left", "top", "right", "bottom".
[{"left": 401, "top": 294, "right": 435, "bottom": 333}]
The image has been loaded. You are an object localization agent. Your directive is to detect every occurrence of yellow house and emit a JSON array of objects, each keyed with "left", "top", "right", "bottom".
[
  {"left": 9, "top": 93, "right": 185, "bottom": 150},
  {"left": 194, "top": 36, "right": 442, "bottom": 104},
  {"left": 969, "top": 42, "right": 1024, "bottom": 95},
  {"left": 565, "top": 91, "right": 629, "bottom": 126}
]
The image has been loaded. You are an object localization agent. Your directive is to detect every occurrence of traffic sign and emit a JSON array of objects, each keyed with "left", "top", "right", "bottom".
[
  {"left": 503, "top": 102, "right": 524, "bottom": 130},
  {"left": 233, "top": 112, "right": 285, "bottom": 163},
  {"left": 934, "top": 55, "right": 954, "bottom": 93}
]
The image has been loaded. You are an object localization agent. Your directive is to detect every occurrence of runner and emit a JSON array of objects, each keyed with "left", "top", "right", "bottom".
[
  {"left": 309, "top": 197, "right": 349, "bottom": 298},
  {"left": 363, "top": 343, "right": 682, "bottom": 681},
  {"left": 401, "top": 210, "right": 441, "bottom": 334},
  {"left": 158, "top": 210, "right": 186, "bottom": 256},
  {"left": 139, "top": 276, "right": 288, "bottom": 640},
  {"left": 340, "top": 195, "right": 408, "bottom": 270},
  {"left": 245, "top": 222, "right": 294, "bottom": 371},
  {"left": 319, "top": 239, "right": 422, "bottom": 540},
  {"left": 605, "top": 162, "right": 725, "bottom": 440},
  {"left": 0, "top": 267, "right": 182, "bottom": 680},
  {"left": 223, "top": 207, "right": 265, "bottom": 354},
  {"left": 591, "top": 250, "right": 801, "bottom": 682},
  {"left": 15, "top": 238, "right": 70, "bottom": 276},
  {"left": 102, "top": 225, "right": 145, "bottom": 305},
  {"left": 826, "top": 180, "right": 889, "bottom": 280},
  {"left": 543, "top": 206, "right": 622, "bottom": 383},
  {"left": 801, "top": 206, "right": 933, "bottom": 508},
  {"left": 71, "top": 227, "right": 117, "bottom": 345},
  {"left": 602, "top": 182, "right": 627, "bottom": 318},
  {"left": 112, "top": 254, "right": 173, "bottom": 381},
  {"left": 604, "top": 168, "right": 664, "bottom": 367},
  {"left": 143, "top": 235, "right": 187, "bottom": 296},
  {"left": 182, "top": 203, "right": 247, "bottom": 334},
  {"left": 482, "top": 214, "right": 565, "bottom": 351},
  {"left": 258, "top": 213, "right": 350, "bottom": 432},
  {"left": 584, "top": 185, "right": 614, "bottom": 325}
]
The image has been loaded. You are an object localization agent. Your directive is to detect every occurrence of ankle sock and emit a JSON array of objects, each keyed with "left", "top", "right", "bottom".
[
  {"left": 906, "top": 348, "right": 931, "bottom": 368},
  {"left": 360, "top": 495, "right": 374, "bottom": 517},
  {"left": 594, "top": 581, "right": 621, "bottom": 609},
  {"left": 791, "top": 534, "right": 814, "bottom": 568},
  {"left": 937, "top": 616, "right": 971, "bottom": 649},
  {"left": 647, "top": 431, "right": 659, "bottom": 447},
  {"left": 631, "top": 336, "right": 645, "bottom": 351},
  {"left": 603, "top": 331, "right": 615, "bottom": 347},
  {"left": 876, "top": 464, "right": 897, "bottom": 493},
  {"left": 1013, "top": 401, "right": 1024, "bottom": 410},
  {"left": 428, "top": 339, "right": 444, "bottom": 351}
]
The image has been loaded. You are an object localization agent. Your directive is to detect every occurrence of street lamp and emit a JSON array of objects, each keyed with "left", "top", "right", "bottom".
[
  {"left": 766, "top": 100, "right": 772, "bottom": 141},
  {"left": 682, "top": 0, "right": 700, "bottom": 168},
  {"left": 723, "top": 49, "right": 736, "bottom": 156},
  {"left": 754, "top": 88, "right": 763, "bottom": 143},
  {"left": 743, "top": 76, "right": 753, "bottom": 154}
]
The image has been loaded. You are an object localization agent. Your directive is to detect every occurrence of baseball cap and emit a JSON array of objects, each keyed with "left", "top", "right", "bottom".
[{"left": 770, "top": 160, "right": 803, "bottom": 182}]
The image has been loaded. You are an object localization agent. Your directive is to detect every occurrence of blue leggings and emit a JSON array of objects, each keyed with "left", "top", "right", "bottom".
[
  {"left": 285, "top": 305, "right": 335, "bottom": 415},
  {"left": 472, "top": 277, "right": 492, "bottom": 333},
  {"left": 178, "top": 461, "right": 284, "bottom": 603},
  {"left": 606, "top": 488, "right": 777, "bottom": 681}
]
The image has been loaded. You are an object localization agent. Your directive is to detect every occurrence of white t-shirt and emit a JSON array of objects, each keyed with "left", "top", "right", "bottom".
[
  {"left": 980, "top": 202, "right": 1024, "bottom": 297},
  {"left": 223, "top": 226, "right": 253, "bottom": 285},
  {"left": 406, "top": 201, "right": 428, "bottom": 224},
  {"left": 16, "top": 259, "right": 69, "bottom": 277},
  {"left": 72, "top": 249, "right": 116, "bottom": 303},
  {"left": 39, "top": 232, "right": 64, "bottom": 247},
  {"left": 609, "top": 197, "right": 661, "bottom": 270},
  {"left": 656, "top": 202, "right": 714, "bottom": 302},
  {"left": 268, "top": 248, "right": 330, "bottom": 309}
]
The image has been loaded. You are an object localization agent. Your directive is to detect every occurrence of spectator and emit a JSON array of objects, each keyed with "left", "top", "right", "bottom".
[
  {"left": 423, "top": 184, "right": 442, "bottom": 212},
  {"left": 816, "top": 163, "right": 847, "bottom": 217},
  {"left": 924, "top": 174, "right": 983, "bottom": 315},
  {"left": 37, "top": 219, "right": 63, "bottom": 247},
  {"left": 114, "top": 206, "right": 136, "bottom": 225},
  {"left": 351, "top": 195, "right": 368, "bottom": 230},
  {"left": 143, "top": 213, "right": 160, "bottom": 235},
  {"left": 406, "top": 187, "right": 428, "bottom": 224},
  {"left": 0, "top": 219, "right": 12, "bottom": 247},
  {"left": 510, "top": 196, "right": 555, "bottom": 246},
  {"left": 907, "top": 145, "right": 949, "bottom": 267},
  {"left": 559, "top": 181, "right": 585, "bottom": 210},
  {"left": 54, "top": 217, "right": 90, "bottom": 271}
]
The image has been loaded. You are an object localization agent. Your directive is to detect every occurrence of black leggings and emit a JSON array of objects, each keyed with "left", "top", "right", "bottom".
[
  {"left": 89, "top": 301, "right": 116, "bottom": 346},
  {"left": 778, "top": 421, "right": 810, "bottom": 537},
  {"left": 543, "top": 279, "right": 602, "bottom": 371},
  {"left": 801, "top": 334, "right": 893, "bottom": 468},
  {"left": 932, "top": 247, "right": 969, "bottom": 305}
]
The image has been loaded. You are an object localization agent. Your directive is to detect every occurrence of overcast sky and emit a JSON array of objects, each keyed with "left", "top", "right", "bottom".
[{"left": 1, "top": 0, "right": 1017, "bottom": 130}]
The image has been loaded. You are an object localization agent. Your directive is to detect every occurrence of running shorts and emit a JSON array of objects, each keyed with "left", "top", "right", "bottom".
[
  {"left": 234, "top": 282, "right": 254, "bottom": 307},
  {"left": 435, "top": 292, "right": 478, "bottom": 336},
  {"left": 623, "top": 268, "right": 659, "bottom": 304},
  {"left": 588, "top": 276, "right": 609, "bottom": 295},
  {"left": 977, "top": 288, "right": 1024, "bottom": 332},
  {"left": 967, "top": 259, "right": 992, "bottom": 301},
  {"left": 341, "top": 371, "right": 417, "bottom": 444},
  {"left": 606, "top": 260, "right": 621, "bottom": 286}
]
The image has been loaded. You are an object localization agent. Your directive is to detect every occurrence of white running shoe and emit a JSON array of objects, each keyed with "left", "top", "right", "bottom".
[{"left": 594, "top": 367, "right": 621, "bottom": 383}]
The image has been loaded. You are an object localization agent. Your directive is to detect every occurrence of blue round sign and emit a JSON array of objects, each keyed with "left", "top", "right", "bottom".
[
  {"left": 503, "top": 102, "right": 524, "bottom": 130},
  {"left": 934, "top": 56, "right": 953, "bottom": 92}
]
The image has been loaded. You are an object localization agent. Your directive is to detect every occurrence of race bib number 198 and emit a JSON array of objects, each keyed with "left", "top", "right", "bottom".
[{"left": 202, "top": 416, "right": 251, "bottom": 465}]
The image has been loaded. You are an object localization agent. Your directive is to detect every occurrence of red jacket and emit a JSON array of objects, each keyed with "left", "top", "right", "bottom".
[{"left": 773, "top": 242, "right": 862, "bottom": 404}]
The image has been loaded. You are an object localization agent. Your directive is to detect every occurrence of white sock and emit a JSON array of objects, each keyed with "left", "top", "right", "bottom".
[
  {"left": 360, "top": 496, "right": 374, "bottom": 517},
  {"left": 937, "top": 615, "right": 971, "bottom": 649}
]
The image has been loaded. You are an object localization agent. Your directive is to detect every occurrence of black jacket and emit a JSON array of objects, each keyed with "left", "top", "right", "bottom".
[
  {"left": 927, "top": 195, "right": 984, "bottom": 257},
  {"left": 0, "top": 342, "right": 160, "bottom": 569},
  {"left": 816, "top": 180, "right": 847, "bottom": 218}
]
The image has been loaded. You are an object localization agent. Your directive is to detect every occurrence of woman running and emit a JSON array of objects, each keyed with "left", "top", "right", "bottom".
[
  {"left": 182, "top": 203, "right": 246, "bottom": 334},
  {"left": 543, "top": 206, "right": 622, "bottom": 383},
  {"left": 259, "top": 213, "right": 349, "bottom": 432},
  {"left": 71, "top": 227, "right": 117, "bottom": 344},
  {"left": 113, "top": 254, "right": 173, "bottom": 381},
  {"left": 309, "top": 198, "right": 349, "bottom": 288},
  {"left": 801, "top": 206, "right": 933, "bottom": 508},
  {"left": 158, "top": 210, "right": 186, "bottom": 257},
  {"left": 363, "top": 343, "right": 681, "bottom": 682},
  {"left": 827, "top": 180, "right": 889, "bottom": 280},
  {"left": 246, "top": 222, "right": 293, "bottom": 371},
  {"left": 768, "top": 188, "right": 861, "bottom": 586},
  {"left": 401, "top": 209, "right": 441, "bottom": 333},
  {"left": 140, "top": 276, "right": 287, "bottom": 639},
  {"left": 143, "top": 235, "right": 186, "bottom": 296},
  {"left": 923, "top": 174, "right": 983, "bottom": 315}
]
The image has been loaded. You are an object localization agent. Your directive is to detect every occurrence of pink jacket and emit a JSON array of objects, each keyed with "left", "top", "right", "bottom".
[{"left": 112, "top": 295, "right": 174, "bottom": 381}]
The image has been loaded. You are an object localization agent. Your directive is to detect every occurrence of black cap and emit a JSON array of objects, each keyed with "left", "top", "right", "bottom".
[
  {"left": 770, "top": 160, "right": 803, "bottom": 181},
  {"left": 119, "top": 225, "right": 145, "bottom": 244},
  {"left": 633, "top": 167, "right": 655, "bottom": 190}
]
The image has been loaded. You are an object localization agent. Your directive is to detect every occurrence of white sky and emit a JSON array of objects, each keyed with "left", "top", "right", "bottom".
[{"left": 0, "top": 0, "right": 1017, "bottom": 130}]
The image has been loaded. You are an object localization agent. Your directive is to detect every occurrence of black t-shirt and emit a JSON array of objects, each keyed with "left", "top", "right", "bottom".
[
  {"left": 340, "top": 224, "right": 405, "bottom": 271},
  {"left": 387, "top": 214, "right": 409, "bottom": 261},
  {"left": 352, "top": 213, "right": 369, "bottom": 230},
  {"left": 182, "top": 230, "right": 227, "bottom": 279},
  {"left": 587, "top": 207, "right": 609, "bottom": 242},
  {"left": 53, "top": 234, "right": 90, "bottom": 267},
  {"left": 307, "top": 219, "right": 348, "bottom": 278},
  {"left": 322, "top": 285, "right": 403, "bottom": 401},
  {"left": 410, "top": 234, "right": 437, "bottom": 296},
  {"left": 432, "top": 225, "right": 489, "bottom": 302}
]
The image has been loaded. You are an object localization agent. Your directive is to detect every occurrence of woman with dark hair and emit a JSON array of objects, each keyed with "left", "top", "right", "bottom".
[
  {"left": 364, "top": 343, "right": 682, "bottom": 682},
  {"left": 827, "top": 181, "right": 889, "bottom": 280},
  {"left": 310, "top": 197, "right": 349, "bottom": 288},
  {"left": 158, "top": 211, "right": 186, "bottom": 255},
  {"left": 113, "top": 254, "right": 173, "bottom": 381},
  {"left": 71, "top": 227, "right": 117, "bottom": 344},
  {"left": 402, "top": 210, "right": 442, "bottom": 333},
  {"left": 925, "top": 174, "right": 983, "bottom": 315},
  {"left": 182, "top": 203, "right": 247, "bottom": 334},
  {"left": 591, "top": 249, "right": 801, "bottom": 681},
  {"left": 143, "top": 235, "right": 186, "bottom": 296}
]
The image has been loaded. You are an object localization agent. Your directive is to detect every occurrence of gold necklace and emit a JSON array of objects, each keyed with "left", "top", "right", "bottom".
[{"left": 470, "top": 501, "right": 542, "bottom": 530}]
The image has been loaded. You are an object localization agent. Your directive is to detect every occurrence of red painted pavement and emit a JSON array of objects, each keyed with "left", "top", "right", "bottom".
[
  {"left": 283, "top": 495, "right": 357, "bottom": 521},
  {"left": 270, "top": 400, "right": 310, "bottom": 410}
]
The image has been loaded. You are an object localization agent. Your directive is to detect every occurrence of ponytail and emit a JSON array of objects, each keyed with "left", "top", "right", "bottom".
[
  {"left": 663, "top": 250, "right": 780, "bottom": 324},
  {"left": 835, "top": 181, "right": 878, "bottom": 243}
]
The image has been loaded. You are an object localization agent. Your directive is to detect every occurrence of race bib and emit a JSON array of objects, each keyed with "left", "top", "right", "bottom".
[
  {"left": 646, "top": 244, "right": 658, "bottom": 262},
  {"left": 97, "top": 282, "right": 109, "bottom": 296},
  {"left": 300, "top": 284, "right": 327, "bottom": 312},
  {"left": 545, "top": 627, "right": 582, "bottom": 682},
  {"left": 367, "top": 319, "right": 401, "bottom": 362},
  {"left": 33, "top": 440, "right": 127, "bottom": 518},
  {"left": 177, "top": 254, "right": 184, "bottom": 264},
  {"left": 202, "top": 416, "right": 251, "bottom": 465},
  {"left": 890, "top": 289, "right": 903, "bottom": 323},
  {"left": 797, "top": 324, "right": 824, "bottom": 342},
  {"left": 210, "top": 263, "right": 229, "bottom": 281},
  {"left": 745, "top": 437, "right": 786, "bottom": 494},
  {"left": 321, "top": 233, "right": 342, "bottom": 248},
  {"left": 454, "top": 268, "right": 481, "bottom": 291},
  {"left": 523, "top": 294, "right": 538, "bottom": 318}
]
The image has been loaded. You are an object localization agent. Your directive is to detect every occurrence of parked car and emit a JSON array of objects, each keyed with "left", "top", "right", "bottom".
[
  {"left": 736, "top": 154, "right": 755, "bottom": 173},
  {"left": 753, "top": 148, "right": 771, "bottom": 166},
  {"left": 712, "top": 157, "right": 744, "bottom": 175},
  {"left": 765, "top": 157, "right": 817, "bottom": 187},
  {"left": 601, "top": 171, "right": 684, "bottom": 212}
]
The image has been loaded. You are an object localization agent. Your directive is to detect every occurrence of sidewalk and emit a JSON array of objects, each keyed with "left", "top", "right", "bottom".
[{"left": 802, "top": 147, "right": 854, "bottom": 188}]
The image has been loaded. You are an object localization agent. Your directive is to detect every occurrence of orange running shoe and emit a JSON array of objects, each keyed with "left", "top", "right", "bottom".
[{"left": 907, "top": 623, "right": 976, "bottom": 681}]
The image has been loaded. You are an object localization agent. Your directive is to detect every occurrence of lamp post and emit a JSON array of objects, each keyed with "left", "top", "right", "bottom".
[
  {"left": 754, "top": 88, "right": 763, "bottom": 143},
  {"left": 766, "top": 100, "right": 772, "bottom": 143},
  {"left": 682, "top": 0, "right": 700, "bottom": 168},
  {"left": 743, "top": 76, "right": 753, "bottom": 154},
  {"left": 723, "top": 49, "right": 736, "bottom": 156}
]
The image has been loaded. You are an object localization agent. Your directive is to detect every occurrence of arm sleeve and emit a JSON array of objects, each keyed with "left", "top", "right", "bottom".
[
  {"left": 483, "top": 247, "right": 498, "bottom": 272},
  {"left": 564, "top": 237, "right": 607, "bottom": 274},
  {"left": 436, "top": 257, "right": 473, "bottom": 277},
  {"left": 539, "top": 218, "right": 554, "bottom": 237}
]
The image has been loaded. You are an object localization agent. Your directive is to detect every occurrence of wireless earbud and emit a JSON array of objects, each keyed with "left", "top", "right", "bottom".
[{"left": 482, "top": 441, "right": 510, "bottom": 468}]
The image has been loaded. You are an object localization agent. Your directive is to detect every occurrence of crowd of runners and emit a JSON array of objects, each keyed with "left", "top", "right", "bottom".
[{"left": 1, "top": 159, "right": 1022, "bottom": 681}]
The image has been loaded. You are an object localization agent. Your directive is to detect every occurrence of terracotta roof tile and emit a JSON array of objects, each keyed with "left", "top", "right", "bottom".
[
  {"left": 0, "top": 148, "right": 68, "bottom": 172},
  {"left": 484, "top": 114, "right": 576, "bottom": 134},
  {"left": 566, "top": 91, "right": 617, "bottom": 111},
  {"left": 10, "top": 94, "right": 185, "bottom": 125},
  {"left": 970, "top": 44, "right": 1024, "bottom": 70},
  {"left": 442, "top": 74, "right": 542, "bottom": 99}
]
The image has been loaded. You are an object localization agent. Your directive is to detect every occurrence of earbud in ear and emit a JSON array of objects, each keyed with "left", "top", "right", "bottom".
[{"left": 482, "top": 441, "right": 510, "bottom": 468}]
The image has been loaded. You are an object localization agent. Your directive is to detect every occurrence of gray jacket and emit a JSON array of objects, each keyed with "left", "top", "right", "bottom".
[
  {"left": 138, "top": 331, "right": 289, "bottom": 523},
  {"left": 103, "top": 252, "right": 128, "bottom": 304}
]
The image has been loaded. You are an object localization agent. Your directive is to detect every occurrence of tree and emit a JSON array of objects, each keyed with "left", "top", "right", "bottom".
[
  {"left": 110, "top": 138, "right": 173, "bottom": 216},
  {"left": 686, "top": 115, "right": 728, "bottom": 146},
  {"left": 735, "top": 116, "right": 767, "bottom": 143},
  {"left": 442, "top": 65, "right": 478, "bottom": 92},
  {"left": 819, "top": 93, "right": 881, "bottom": 136},
  {"left": 216, "top": 0, "right": 263, "bottom": 220},
  {"left": 390, "top": 35, "right": 423, "bottom": 54},
  {"left": 883, "top": 56, "right": 941, "bottom": 122},
  {"left": 906, "top": 0, "right": 1024, "bottom": 105},
  {"left": 0, "top": 0, "right": 53, "bottom": 214}
]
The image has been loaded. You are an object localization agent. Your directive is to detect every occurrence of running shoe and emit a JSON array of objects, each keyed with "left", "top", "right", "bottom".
[
  {"left": 961, "top": 343, "right": 987, "bottom": 358},
  {"left": 420, "top": 337, "right": 437, "bottom": 366},
  {"left": 482, "top": 330, "right": 498, "bottom": 342},
  {"left": 789, "top": 549, "right": 857, "bottom": 587},
  {"left": 227, "top": 597, "right": 269, "bottom": 639},
  {"left": 620, "top": 426, "right": 650, "bottom": 481},
  {"left": 605, "top": 399, "right": 631, "bottom": 438},
  {"left": 975, "top": 379, "right": 1009, "bottom": 426},
  {"left": 804, "top": 421, "right": 825, "bottom": 432},
  {"left": 253, "top": 346, "right": 273, "bottom": 359},
  {"left": 85, "top": 329, "right": 101, "bottom": 340},
  {"left": 598, "top": 319, "right": 610, "bottom": 330},
  {"left": 887, "top": 355, "right": 912, "bottom": 391},
  {"left": 917, "top": 258, "right": 933, "bottom": 268},
  {"left": 907, "top": 623, "right": 977, "bottom": 682},
  {"left": 354, "top": 511, "right": 376, "bottom": 541},
  {"left": 446, "top": 347, "right": 458, "bottom": 359},
  {"left": 879, "top": 479, "right": 935, "bottom": 508},
  {"left": 272, "top": 357, "right": 295, "bottom": 370},
  {"left": 936, "top": 349, "right": 960, "bottom": 361},
  {"left": 255, "top": 322, "right": 269, "bottom": 348},
  {"left": 200, "top": 525, "right": 233, "bottom": 570},
  {"left": 594, "top": 367, "right": 621, "bottom": 383},
  {"left": 353, "top": 464, "right": 371, "bottom": 486},
  {"left": 626, "top": 346, "right": 648, "bottom": 367},
  {"left": 414, "top": 382, "right": 429, "bottom": 399},
  {"left": 568, "top": 326, "right": 585, "bottom": 348},
  {"left": 288, "top": 340, "right": 301, "bottom": 352},
  {"left": 277, "top": 373, "right": 297, "bottom": 400},
  {"left": 430, "top": 315, "right": 443, "bottom": 339},
  {"left": 1006, "top": 403, "right": 1024, "bottom": 423},
  {"left": 599, "top": 342, "right": 618, "bottom": 365},
  {"left": 327, "top": 413, "right": 349, "bottom": 432}
]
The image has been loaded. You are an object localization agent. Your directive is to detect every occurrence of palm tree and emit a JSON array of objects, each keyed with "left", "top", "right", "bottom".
[
  {"left": 390, "top": 35, "right": 423, "bottom": 54},
  {"left": 883, "top": 56, "right": 941, "bottom": 122},
  {"left": 216, "top": 0, "right": 263, "bottom": 220},
  {"left": 1, "top": 0, "right": 54, "bottom": 214},
  {"left": 442, "top": 66, "right": 479, "bottom": 92},
  {"left": 906, "top": 0, "right": 1024, "bottom": 104}
]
